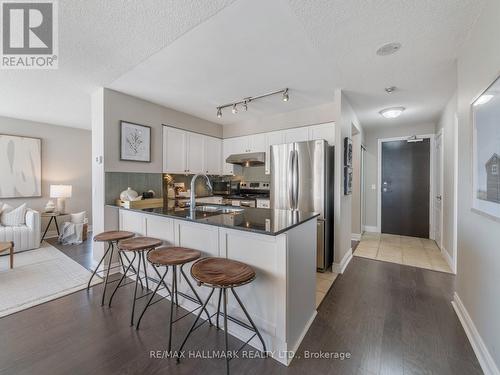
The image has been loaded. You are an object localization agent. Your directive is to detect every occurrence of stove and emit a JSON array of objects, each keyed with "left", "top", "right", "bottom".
[{"left": 225, "top": 181, "right": 270, "bottom": 207}]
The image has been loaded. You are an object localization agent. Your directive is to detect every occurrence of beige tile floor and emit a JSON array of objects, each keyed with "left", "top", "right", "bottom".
[
  {"left": 316, "top": 271, "right": 338, "bottom": 307},
  {"left": 354, "top": 233, "right": 453, "bottom": 273}
]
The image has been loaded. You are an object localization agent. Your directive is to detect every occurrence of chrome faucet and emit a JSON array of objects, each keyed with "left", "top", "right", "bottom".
[{"left": 190, "top": 174, "right": 213, "bottom": 212}]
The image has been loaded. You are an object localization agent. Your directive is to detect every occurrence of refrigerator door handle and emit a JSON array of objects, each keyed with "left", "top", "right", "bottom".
[
  {"left": 293, "top": 150, "right": 299, "bottom": 210},
  {"left": 288, "top": 150, "right": 295, "bottom": 208}
]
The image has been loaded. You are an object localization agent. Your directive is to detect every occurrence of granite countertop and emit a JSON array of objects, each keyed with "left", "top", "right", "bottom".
[{"left": 108, "top": 205, "right": 318, "bottom": 236}]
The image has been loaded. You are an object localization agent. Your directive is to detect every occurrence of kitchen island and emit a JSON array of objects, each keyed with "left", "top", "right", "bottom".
[{"left": 112, "top": 204, "right": 318, "bottom": 366}]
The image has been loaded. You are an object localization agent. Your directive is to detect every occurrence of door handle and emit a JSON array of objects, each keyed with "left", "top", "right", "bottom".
[
  {"left": 293, "top": 150, "right": 299, "bottom": 209},
  {"left": 436, "top": 195, "right": 442, "bottom": 201},
  {"left": 288, "top": 150, "right": 294, "bottom": 208}
]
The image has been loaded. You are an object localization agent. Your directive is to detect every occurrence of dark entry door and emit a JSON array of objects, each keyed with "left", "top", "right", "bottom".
[{"left": 381, "top": 139, "right": 430, "bottom": 238}]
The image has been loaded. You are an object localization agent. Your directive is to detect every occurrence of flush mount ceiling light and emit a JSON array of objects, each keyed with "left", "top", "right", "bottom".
[
  {"left": 474, "top": 94, "right": 494, "bottom": 106},
  {"left": 215, "top": 88, "right": 289, "bottom": 118},
  {"left": 376, "top": 42, "right": 402, "bottom": 56},
  {"left": 379, "top": 107, "right": 405, "bottom": 119}
]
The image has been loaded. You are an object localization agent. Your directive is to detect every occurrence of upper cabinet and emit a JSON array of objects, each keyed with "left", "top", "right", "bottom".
[
  {"left": 284, "top": 127, "right": 310, "bottom": 144},
  {"left": 220, "top": 122, "right": 335, "bottom": 175},
  {"left": 204, "top": 136, "right": 222, "bottom": 175},
  {"left": 163, "top": 126, "right": 222, "bottom": 175},
  {"left": 308, "top": 122, "right": 335, "bottom": 145},
  {"left": 163, "top": 126, "right": 187, "bottom": 174}
]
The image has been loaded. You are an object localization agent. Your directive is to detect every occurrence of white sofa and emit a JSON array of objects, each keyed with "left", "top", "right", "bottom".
[{"left": 0, "top": 209, "right": 41, "bottom": 252}]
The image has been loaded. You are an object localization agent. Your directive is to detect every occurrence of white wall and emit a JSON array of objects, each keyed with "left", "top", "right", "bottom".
[
  {"left": 351, "top": 126, "right": 364, "bottom": 236},
  {"left": 0, "top": 115, "right": 92, "bottom": 230},
  {"left": 436, "top": 92, "right": 458, "bottom": 264},
  {"left": 363, "top": 122, "right": 437, "bottom": 229},
  {"left": 223, "top": 101, "right": 337, "bottom": 138},
  {"left": 333, "top": 90, "right": 362, "bottom": 269},
  {"left": 454, "top": 0, "right": 500, "bottom": 371}
]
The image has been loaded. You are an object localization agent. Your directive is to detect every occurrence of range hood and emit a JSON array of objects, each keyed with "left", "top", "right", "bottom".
[{"left": 225, "top": 152, "right": 265, "bottom": 167}]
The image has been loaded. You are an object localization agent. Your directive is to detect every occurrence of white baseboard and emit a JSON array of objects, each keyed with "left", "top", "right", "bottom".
[
  {"left": 332, "top": 248, "right": 353, "bottom": 274},
  {"left": 363, "top": 225, "right": 379, "bottom": 233},
  {"left": 440, "top": 246, "right": 455, "bottom": 274},
  {"left": 452, "top": 292, "right": 500, "bottom": 375},
  {"left": 351, "top": 233, "right": 361, "bottom": 241}
]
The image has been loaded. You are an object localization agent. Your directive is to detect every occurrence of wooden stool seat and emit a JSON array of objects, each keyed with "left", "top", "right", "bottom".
[
  {"left": 94, "top": 230, "right": 135, "bottom": 242},
  {"left": 148, "top": 247, "right": 201, "bottom": 266},
  {"left": 118, "top": 237, "right": 162, "bottom": 251},
  {"left": 191, "top": 257, "right": 256, "bottom": 287}
]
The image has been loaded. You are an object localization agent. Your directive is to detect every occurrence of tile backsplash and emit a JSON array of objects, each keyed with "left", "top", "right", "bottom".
[{"left": 105, "top": 172, "right": 163, "bottom": 204}]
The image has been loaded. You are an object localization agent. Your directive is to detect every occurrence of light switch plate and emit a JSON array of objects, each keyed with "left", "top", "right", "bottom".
[{"left": 371, "top": 184, "right": 376, "bottom": 190}]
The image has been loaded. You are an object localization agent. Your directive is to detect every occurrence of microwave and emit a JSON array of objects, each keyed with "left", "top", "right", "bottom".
[{"left": 212, "top": 181, "right": 239, "bottom": 196}]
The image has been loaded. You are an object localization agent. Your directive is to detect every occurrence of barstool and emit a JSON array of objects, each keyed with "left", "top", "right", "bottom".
[
  {"left": 108, "top": 236, "right": 163, "bottom": 325},
  {"left": 88, "top": 230, "right": 135, "bottom": 306},
  {"left": 136, "top": 247, "right": 213, "bottom": 352},
  {"left": 177, "top": 257, "right": 267, "bottom": 374}
]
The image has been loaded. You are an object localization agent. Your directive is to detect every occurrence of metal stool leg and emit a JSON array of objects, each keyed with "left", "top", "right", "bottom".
[
  {"left": 141, "top": 249, "right": 149, "bottom": 291},
  {"left": 109, "top": 252, "right": 136, "bottom": 307},
  {"left": 216, "top": 288, "right": 223, "bottom": 330},
  {"left": 87, "top": 241, "right": 112, "bottom": 290},
  {"left": 223, "top": 288, "right": 230, "bottom": 375},
  {"left": 173, "top": 266, "right": 179, "bottom": 306},
  {"left": 168, "top": 265, "right": 178, "bottom": 352},
  {"left": 130, "top": 252, "right": 143, "bottom": 326},
  {"left": 152, "top": 263, "right": 172, "bottom": 297},
  {"left": 177, "top": 288, "right": 215, "bottom": 360},
  {"left": 180, "top": 264, "right": 213, "bottom": 325},
  {"left": 231, "top": 287, "right": 267, "bottom": 354},
  {"left": 100, "top": 242, "right": 114, "bottom": 306},
  {"left": 121, "top": 251, "right": 144, "bottom": 289},
  {"left": 136, "top": 266, "right": 169, "bottom": 330}
]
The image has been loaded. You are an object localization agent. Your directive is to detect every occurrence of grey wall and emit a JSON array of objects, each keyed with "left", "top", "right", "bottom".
[
  {"left": 363, "top": 122, "right": 437, "bottom": 229},
  {"left": 436, "top": 92, "right": 458, "bottom": 262},
  {"left": 222, "top": 101, "right": 337, "bottom": 138},
  {"left": 0, "top": 116, "right": 92, "bottom": 229},
  {"left": 351, "top": 127, "right": 363, "bottom": 236},
  {"left": 103, "top": 89, "right": 222, "bottom": 173},
  {"left": 455, "top": 0, "right": 500, "bottom": 369}
]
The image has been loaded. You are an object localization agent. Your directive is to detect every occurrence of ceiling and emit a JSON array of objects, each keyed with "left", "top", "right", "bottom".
[{"left": 0, "top": 0, "right": 483, "bottom": 130}]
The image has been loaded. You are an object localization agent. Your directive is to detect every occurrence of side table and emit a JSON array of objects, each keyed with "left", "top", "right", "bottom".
[
  {"left": 41, "top": 212, "right": 69, "bottom": 244},
  {"left": 0, "top": 242, "right": 14, "bottom": 269}
]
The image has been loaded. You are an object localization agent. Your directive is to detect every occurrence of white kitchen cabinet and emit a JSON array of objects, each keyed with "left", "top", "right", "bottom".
[
  {"left": 265, "top": 131, "right": 285, "bottom": 174},
  {"left": 186, "top": 132, "right": 204, "bottom": 174},
  {"left": 163, "top": 126, "right": 187, "bottom": 173},
  {"left": 308, "top": 122, "right": 335, "bottom": 145},
  {"left": 222, "top": 138, "right": 240, "bottom": 175},
  {"left": 163, "top": 126, "right": 222, "bottom": 175},
  {"left": 248, "top": 133, "right": 267, "bottom": 153},
  {"left": 284, "top": 127, "right": 309, "bottom": 143},
  {"left": 203, "top": 136, "right": 222, "bottom": 175}
]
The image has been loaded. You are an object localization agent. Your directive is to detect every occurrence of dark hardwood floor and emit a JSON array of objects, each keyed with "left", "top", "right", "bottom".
[{"left": 0, "top": 239, "right": 482, "bottom": 375}]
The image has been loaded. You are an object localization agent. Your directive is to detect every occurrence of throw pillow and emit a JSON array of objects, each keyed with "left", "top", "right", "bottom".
[
  {"left": 70, "top": 211, "right": 86, "bottom": 224},
  {"left": 0, "top": 203, "right": 26, "bottom": 226}
]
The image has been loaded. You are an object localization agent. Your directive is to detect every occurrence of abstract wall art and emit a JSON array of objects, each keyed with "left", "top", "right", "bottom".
[{"left": 0, "top": 134, "right": 42, "bottom": 198}]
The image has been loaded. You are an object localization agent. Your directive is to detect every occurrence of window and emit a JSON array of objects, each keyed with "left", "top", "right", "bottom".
[{"left": 492, "top": 164, "right": 498, "bottom": 175}]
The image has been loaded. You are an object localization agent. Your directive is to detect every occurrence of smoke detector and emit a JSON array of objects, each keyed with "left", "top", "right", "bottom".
[{"left": 376, "top": 42, "right": 402, "bottom": 56}]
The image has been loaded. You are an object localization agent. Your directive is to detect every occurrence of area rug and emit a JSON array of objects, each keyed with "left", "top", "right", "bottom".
[{"left": 0, "top": 242, "right": 101, "bottom": 318}]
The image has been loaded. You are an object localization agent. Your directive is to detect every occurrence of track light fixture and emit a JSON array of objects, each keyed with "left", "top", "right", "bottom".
[
  {"left": 215, "top": 88, "right": 289, "bottom": 118},
  {"left": 282, "top": 88, "right": 289, "bottom": 102}
]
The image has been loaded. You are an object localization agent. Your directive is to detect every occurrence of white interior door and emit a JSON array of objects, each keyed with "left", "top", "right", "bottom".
[{"left": 434, "top": 132, "right": 443, "bottom": 248}]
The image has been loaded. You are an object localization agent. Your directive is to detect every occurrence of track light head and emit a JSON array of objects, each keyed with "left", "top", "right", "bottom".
[
  {"left": 232, "top": 104, "right": 238, "bottom": 114},
  {"left": 282, "top": 88, "right": 289, "bottom": 102},
  {"left": 216, "top": 107, "right": 222, "bottom": 118},
  {"left": 242, "top": 101, "right": 248, "bottom": 111}
]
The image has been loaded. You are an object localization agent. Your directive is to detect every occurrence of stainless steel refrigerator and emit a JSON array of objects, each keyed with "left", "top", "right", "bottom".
[{"left": 270, "top": 140, "right": 334, "bottom": 271}]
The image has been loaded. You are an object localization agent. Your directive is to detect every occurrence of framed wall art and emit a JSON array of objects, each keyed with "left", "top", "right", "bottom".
[
  {"left": 0, "top": 134, "right": 42, "bottom": 198},
  {"left": 120, "top": 121, "right": 151, "bottom": 162},
  {"left": 472, "top": 75, "right": 500, "bottom": 219},
  {"left": 344, "top": 137, "right": 353, "bottom": 167}
]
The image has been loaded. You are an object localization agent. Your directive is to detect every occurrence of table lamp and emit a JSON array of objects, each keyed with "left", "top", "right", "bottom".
[{"left": 50, "top": 185, "right": 72, "bottom": 214}]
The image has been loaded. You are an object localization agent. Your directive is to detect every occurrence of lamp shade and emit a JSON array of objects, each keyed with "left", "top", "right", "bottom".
[{"left": 50, "top": 185, "right": 72, "bottom": 198}]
